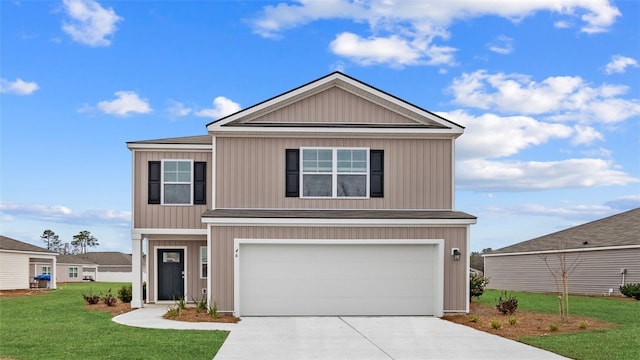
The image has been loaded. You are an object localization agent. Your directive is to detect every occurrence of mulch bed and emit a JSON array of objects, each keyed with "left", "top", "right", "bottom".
[
  {"left": 163, "top": 308, "right": 241, "bottom": 323},
  {"left": 443, "top": 301, "right": 614, "bottom": 340}
]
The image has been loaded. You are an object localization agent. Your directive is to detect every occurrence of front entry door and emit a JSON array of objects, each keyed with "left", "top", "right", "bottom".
[{"left": 157, "top": 249, "right": 184, "bottom": 301}]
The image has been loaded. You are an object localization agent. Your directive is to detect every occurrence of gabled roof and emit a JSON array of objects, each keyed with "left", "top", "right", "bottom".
[
  {"left": 207, "top": 72, "right": 464, "bottom": 136},
  {"left": 488, "top": 208, "right": 640, "bottom": 255},
  {"left": 77, "top": 252, "right": 132, "bottom": 266},
  {"left": 0, "top": 235, "right": 57, "bottom": 255}
]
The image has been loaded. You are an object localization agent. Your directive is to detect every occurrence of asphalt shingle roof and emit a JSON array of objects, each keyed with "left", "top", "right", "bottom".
[
  {"left": 202, "top": 209, "right": 477, "bottom": 220},
  {"left": 491, "top": 208, "right": 640, "bottom": 254},
  {"left": 127, "top": 135, "right": 210, "bottom": 145},
  {"left": 77, "top": 252, "right": 132, "bottom": 266},
  {"left": 0, "top": 235, "right": 57, "bottom": 254},
  {"left": 56, "top": 254, "right": 98, "bottom": 265}
]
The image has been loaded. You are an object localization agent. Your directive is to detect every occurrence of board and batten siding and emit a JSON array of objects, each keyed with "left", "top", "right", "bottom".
[
  {"left": 147, "top": 237, "right": 206, "bottom": 303},
  {"left": 133, "top": 151, "right": 211, "bottom": 229},
  {"left": 209, "top": 226, "right": 468, "bottom": 313},
  {"left": 215, "top": 137, "right": 453, "bottom": 210},
  {"left": 0, "top": 252, "right": 29, "bottom": 290},
  {"left": 485, "top": 248, "right": 640, "bottom": 295},
  {"left": 245, "top": 86, "right": 419, "bottom": 125}
]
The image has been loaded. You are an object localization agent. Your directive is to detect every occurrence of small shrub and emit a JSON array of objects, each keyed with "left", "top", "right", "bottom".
[
  {"left": 117, "top": 284, "right": 132, "bottom": 303},
  {"left": 496, "top": 291, "right": 518, "bottom": 314},
  {"left": 208, "top": 300, "right": 218, "bottom": 318},
  {"left": 192, "top": 296, "right": 208, "bottom": 312},
  {"left": 579, "top": 320, "right": 589, "bottom": 330},
  {"left": 176, "top": 296, "right": 186, "bottom": 310},
  {"left": 101, "top": 288, "right": 118, "bottom": 307},
  {"left": 470, "top": 274, "right": 490, "bottom": 300},
  {"left": 82, "top": 288, "right": 100, "bottom": 305},
  {"left": 508, "top": 317, "right": 518, "bottom": 326},
  {"left": 166, "top": 304, "right": 180, "bottom": 317},
  {"left": 549, "top": 323, "right": 559, "bottom": 332},
  {"left": 490, "top": 320, "right": 503, "bottom": 330},
  {"left": 620, "top": 283, "right": 640, "bottom": 300},
  {"left": 470, "top": 315, "right": 480, "bottom": 323}
]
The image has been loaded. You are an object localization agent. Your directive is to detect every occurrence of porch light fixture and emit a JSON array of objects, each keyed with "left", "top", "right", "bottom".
[{"left": 451, "top": 248, "right": 461, "bottom": 261}]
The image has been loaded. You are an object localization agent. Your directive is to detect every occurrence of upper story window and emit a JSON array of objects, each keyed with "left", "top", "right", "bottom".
[
  {"left": 163, "top": 160, "right": 193, "bottom": 205},
  {"left": 302, "top": 148, "right": 368, "bottom": 198},
  {"left": 286, "top": 148, "right": 383, "bottom": 199},
  {"left": 148, "top": 160, "right": 207, "bottom": 205}
]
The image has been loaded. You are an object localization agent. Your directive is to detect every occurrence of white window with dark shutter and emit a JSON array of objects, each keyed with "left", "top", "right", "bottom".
[{"left": 148, "top": 160, "right": 207, "bottom": 205}]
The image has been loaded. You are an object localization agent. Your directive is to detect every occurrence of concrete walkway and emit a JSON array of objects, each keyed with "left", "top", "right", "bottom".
[{"left": 113, "top": 307, "right": 568, "bottom": 360}]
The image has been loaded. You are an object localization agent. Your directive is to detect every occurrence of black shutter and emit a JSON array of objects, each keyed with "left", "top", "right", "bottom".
[
  {"left": 370, "top": 150, "right": 384, "bottom": 198},
  {"left": 285, "top": 149, "right": 300, "bottom": 197},
  {"left": 193, "top": 162, "right": 207, "bottom": 205},
  {"left": 148, "top": 161, "right": 161, "bottom": 204}
]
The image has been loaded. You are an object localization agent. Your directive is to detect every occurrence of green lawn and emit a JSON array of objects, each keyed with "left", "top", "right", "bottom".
[
  {"left": 0, "top": 282, "right": 227, "bottom": 360},
  {"left": 479, "top": 289, "right": 640, "bottom": 360}
]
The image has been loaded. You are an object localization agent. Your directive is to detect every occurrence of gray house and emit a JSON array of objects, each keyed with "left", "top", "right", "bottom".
[
  {"left": 484, "top": 208, "right": 640, "bottom": 296},
  {"left": 128, "top": 72, "right": 477, "bottom": 316}
]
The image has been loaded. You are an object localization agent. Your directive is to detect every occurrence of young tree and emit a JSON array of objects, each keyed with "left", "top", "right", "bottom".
[
  {"left": 541, "top": 248, "right": 581, "bottom": 323},
  {"left": 71, "top": 230, "right": 99, "bottom": 254},
  {"left": 41, "top": 229, "right": 60, "bottom": 250}
]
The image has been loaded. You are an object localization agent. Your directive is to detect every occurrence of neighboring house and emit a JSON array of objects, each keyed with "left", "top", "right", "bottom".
[
  {"left": 484, "top": 208, "right": 640, "bottom": 296},
  {"left": 52, "top": 255, "right": 98, "bottom": 282},
  {"left": 77, "top": 252, "right": 133, "bottom": 282},
  {"left": 128, "top": 72, "right": 477, "bottom": 316},
  {"left": 0, "top": 235, "right": 57, "bottom": 290}
]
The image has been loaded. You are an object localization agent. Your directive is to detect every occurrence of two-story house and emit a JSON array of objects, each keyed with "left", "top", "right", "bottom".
[{"left": 127, "top": 72, "right": 476, "bottom": 316}]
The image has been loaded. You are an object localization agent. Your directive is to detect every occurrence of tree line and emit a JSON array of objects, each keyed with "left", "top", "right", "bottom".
[{"left": 41, "top": 229, "right": 99, "bottom": 254}]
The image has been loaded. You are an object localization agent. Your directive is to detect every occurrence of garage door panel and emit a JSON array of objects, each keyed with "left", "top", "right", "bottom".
[{"left": 238, "top": 242, "right": 439, "bottom": 316}]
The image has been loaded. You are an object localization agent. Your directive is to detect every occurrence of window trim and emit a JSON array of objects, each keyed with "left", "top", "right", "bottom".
[
  {"left": 69, "top": 267, "right": 78, "bottom": 278},
  {"left": 300, "top": 147, "right": 370, "bottom": 199},
  {"left": 200, "top": 246, "right": 208, "bottom": 279},
  {"left": 161, "top": 159, "right": 194, "bottom": 205}
]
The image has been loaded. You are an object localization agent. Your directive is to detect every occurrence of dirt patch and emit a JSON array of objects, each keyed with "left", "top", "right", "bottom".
[
  {"left": 84, "top": 301, "right": 136, "bottom": 316},
  {"left": 443, "top": 301, "right": 615, "bottom": 341},
  {"left": 163, "top": 308, "right": 241, "bottom": 323},
  {"left": 0, "top": 289, "right": 50, "bottom": 298}
]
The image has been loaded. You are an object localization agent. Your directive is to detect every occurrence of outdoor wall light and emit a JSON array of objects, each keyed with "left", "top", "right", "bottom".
[{"left": 451, "top": 248, "right": 461, "bottom": 261}]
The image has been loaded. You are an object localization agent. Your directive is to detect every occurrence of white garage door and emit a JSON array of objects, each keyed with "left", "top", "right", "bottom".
[{"left": 235, "top": 241, "right": 442, "bottom": 316}]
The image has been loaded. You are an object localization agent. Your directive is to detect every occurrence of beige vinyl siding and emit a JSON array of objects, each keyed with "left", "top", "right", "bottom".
[
  {"left": 0, "top": 252, "right": 29, "bottom": 290},
  {"left": 245, "top": 86, "right": 419, "bottom": 125},
  {"left": 133, "top": 151, "right": 211, "bottom": 229},
  {"left": 56, "top": 264, "right": 83, "bottom": 282},
  {"left": 215, "top": 137, "right": 453, "bottom": 210},
  {"left": 209, "top": 226, "right": 468, "bottom": 313},
  {"left": 147, "top": 237, "right": 206, "bottom": 303},
  {"left": 485, "top": 248, "right": 640, "bottom": 295}
]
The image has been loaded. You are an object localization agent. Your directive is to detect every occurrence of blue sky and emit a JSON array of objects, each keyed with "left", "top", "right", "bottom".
[{"left": 1, "top": 0, "right": 639, "bottom": 253}]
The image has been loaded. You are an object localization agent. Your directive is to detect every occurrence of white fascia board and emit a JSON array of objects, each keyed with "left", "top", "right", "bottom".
[
  {"left": 483, "top": 244, "right": 640, "bottom": 257},
  {"left": 202, "top": 217, "right": 477, "bottom": 226},
  {"left": 210, "top": 127, "right": 462, "bottom": 137},
  {"left": 1, "top": 249, "right": 57, "bottom": 257},
  {"left": 126, "top": 143, "right": 213, "bottom": 151},
  {"left": 131, "top": 228, "right": 207, "bottom": 236}
]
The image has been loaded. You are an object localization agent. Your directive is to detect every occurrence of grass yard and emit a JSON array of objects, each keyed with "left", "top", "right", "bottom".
[
  {"left": 0, "top": 282, "right": 227, "bottom": 360},
  {"left": 478, "top": 290, "right": 640, "bottom": 360}
]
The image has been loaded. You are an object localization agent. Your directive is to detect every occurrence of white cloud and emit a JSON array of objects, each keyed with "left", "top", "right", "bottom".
[
  {"left": 96, "top": 91, "right": 152, "bottom": 116},
  {"left": 605, "top": 55, "right": 638, "bottom": 75},
  {"left": 571, "top": 125, "right": 603, "bottom": 145},
  {"left": 61, "top": 0, "right": 122, "bottom": 47},
  {"left": 250, "top": 0, "right": 620, "bottom": 66},
  {"left": 456, "top": 158, "right": 638, "bottom": 191},
  {"left": 0, "top": 202, "right": 130, "bottom": 228},
  {"left": 0, "top": 78, "right": 39, "bottom": 95},
  {"left": 442, "top": 110, "right": 573, "bottom": 160},
  {"left": 195, "top": 96, "right": 241, "bottom": 119},
  {"left": 487, "top": 35, "right": 513, "bottom": 55},
  {"left": 448, "top": 70, "right": 640, "bottom": 124},
  {"left": 166, "top": 100, "right": 193, "bottom": 118},
  {"left": 605, "top": 195, "right": 640, "bottom": 210}
]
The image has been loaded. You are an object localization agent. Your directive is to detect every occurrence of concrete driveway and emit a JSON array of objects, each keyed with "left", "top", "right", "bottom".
[
  {"left": 113, "top": 308, "right": 566, "bottom": 359},
  {"left": 214, "top": 316, "right": 567, "bottom": 360}
]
